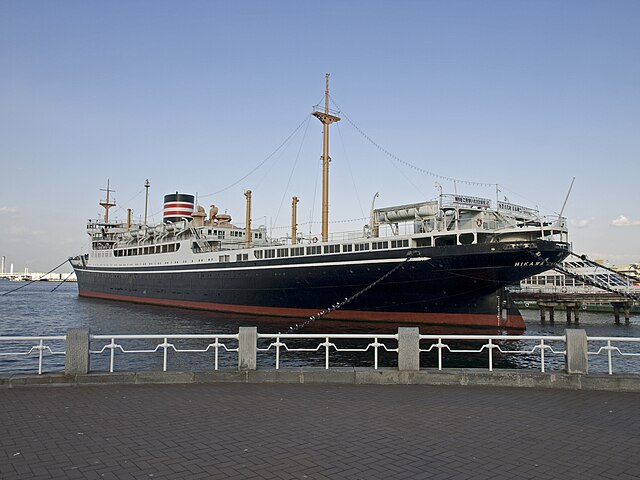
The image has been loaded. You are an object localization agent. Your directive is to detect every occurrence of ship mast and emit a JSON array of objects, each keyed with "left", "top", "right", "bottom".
[
  {"left": 99, "top": 179, "right": 116, "bottom": 224},
  {"left": 144, "top": 179, "right": 150, "bottom": 225},
  {"left": 312, "top": 74, "right": 341, "bottom": 243}
]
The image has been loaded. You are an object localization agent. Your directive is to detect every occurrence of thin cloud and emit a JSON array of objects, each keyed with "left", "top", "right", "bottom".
[
  {"left": 570, "top": 218, "right": 590, "bottom": 228},
  {"left": 612, "top": 215, "right": 640, "bottom": 227},
  {"left": 0, "top": 207, "right": 17, "bottom": 214}
]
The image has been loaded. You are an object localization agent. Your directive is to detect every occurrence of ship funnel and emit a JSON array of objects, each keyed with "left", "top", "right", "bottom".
[{"left": 163, "top": 193, "right": 195, "bottom": 223}]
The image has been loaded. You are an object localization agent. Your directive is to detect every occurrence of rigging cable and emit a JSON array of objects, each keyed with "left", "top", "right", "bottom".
[
  {"left": 335, "top": 121, "right": 366, "bottom": 218},
  {"left": 329, "top": 94, "right": 498, "bottom": 189},
  {"left": 2, "top": 259, "right": 71, "bottom": 296},
  {"left": 111, "top": 189, "right": 144, "bottom": 217},
  {"left": 51, "top": 271, "right": 75, "bottom": 292},
  {"left": 200, "top": 115, "right": 311, "bottom": 198},
  {"left": 272, "top": 115, "right": 312, "bottom": 227}
]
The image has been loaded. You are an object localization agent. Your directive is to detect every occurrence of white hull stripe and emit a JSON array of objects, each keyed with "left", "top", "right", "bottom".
[{"left": 78, "top": 256, "right": 431, "bottom": 275}]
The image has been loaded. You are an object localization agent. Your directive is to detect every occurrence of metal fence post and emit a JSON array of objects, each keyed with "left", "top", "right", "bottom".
[
  {"left": 398, "top": 327, "right": 420, "bottom": 371},
  {"left": 565, "top": 329, "right": 588, "bottom": 374},
  {"left": 238, "top": 327, "right": 257, "bottom": 370},
  {"left": 65, "top": 328, "right": 91, "bottom": 375}
]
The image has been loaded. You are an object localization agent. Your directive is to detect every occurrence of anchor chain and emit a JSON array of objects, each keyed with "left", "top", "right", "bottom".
[{"left": 288, "top": 250, "right": 419, "bottom": 332}]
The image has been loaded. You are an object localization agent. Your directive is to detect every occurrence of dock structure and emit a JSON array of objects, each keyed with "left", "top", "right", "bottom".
[{"left": 513, "top": 292, "right": 635, "bottom": 324}]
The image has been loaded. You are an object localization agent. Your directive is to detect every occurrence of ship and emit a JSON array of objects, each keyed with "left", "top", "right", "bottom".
[{"left": 70, "top": 76, "right": 570, "bottom": 330}]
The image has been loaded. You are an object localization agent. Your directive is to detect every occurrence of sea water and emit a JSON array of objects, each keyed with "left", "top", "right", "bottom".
[{"left": 1, "top": 279, "right": 638, "bottom": 374}]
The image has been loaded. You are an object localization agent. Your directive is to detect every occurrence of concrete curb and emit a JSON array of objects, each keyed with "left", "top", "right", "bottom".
[{"left": 2, "top": 368, "right": 640, "bottom": 392}]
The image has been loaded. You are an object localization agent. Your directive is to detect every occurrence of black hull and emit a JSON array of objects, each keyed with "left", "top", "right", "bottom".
[{"left": 73, "top": 240, "right": 569, "bottom": 330}]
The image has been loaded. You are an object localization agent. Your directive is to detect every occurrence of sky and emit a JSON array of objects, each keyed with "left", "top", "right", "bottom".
[{"left": 1, "top": 0, "right": 639, "bottom": 274}]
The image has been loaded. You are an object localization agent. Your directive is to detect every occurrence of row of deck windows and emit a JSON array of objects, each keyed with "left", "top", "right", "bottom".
[
  {"left": 98, "top": 237, "right": 410, "bottom": 263},
  {"left": 221, "top": 239, "right": 410, "bottom": 263},
  {"left": 212, "top": 229, "right": 263, "bottom": 239},
  {"left": 113, "top": 243, "right": 180, "bottom": 257}
]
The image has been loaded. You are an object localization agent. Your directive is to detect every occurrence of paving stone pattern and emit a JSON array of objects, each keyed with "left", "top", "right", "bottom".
[{"left": 1, "top": 383, "right": 639, "bottom": 479}]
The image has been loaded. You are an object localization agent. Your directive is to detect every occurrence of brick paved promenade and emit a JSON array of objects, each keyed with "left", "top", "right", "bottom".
[{"left": 1, "top": 383, "right": 639, "bottom": 479}]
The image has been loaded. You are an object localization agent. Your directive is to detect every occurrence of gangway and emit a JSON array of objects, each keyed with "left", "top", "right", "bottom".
[{"left": 544, "top": 252, "right": 640, "bottom": 302}]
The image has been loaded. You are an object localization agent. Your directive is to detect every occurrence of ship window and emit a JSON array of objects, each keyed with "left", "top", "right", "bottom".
[
  {"left": 218, "top": 231, "right": 224, "bottom": 239},
  {"left": 458, "top": 233, "right": 475, "bottom": 245},
  {"left": 435, "top": 235, "right": 456, "bottom": 247},
  {"left": 391, "top": 239, "right": 409, "bottom": 248},
  {"left": 265, "top": 249, "right": 276, "bottom": 259},
  {"left": 277, "top": 248, "right": 289, "bottom": 258},
  {"left": 324, "top": 245, "right": 340, "bottom": 254},
  {"left": 219, "top": 254, "right": 230, "bottom": 262},
  {"left": 342, "top": 244, "right": 353, "bottom": 252},
  {"left": 416, "top": 237, "right": 432, "bottom": 247},
  {"left": 254, "top": 250, "right": 263, "bottom": 259},
  {"left": 306, "top": 246, "right": 321, "bottom": 255},
  {"left": 354, "top": 243, "right": 369, "bottom": 252},
  {"left": 372, "top": 241, "right": 388, "bottom": 250},
  {"left": 291, "top": 247, "right": 304, "bottom": 256},
  {"left": 236, "top": 253, "right": 248, "bottom": 261},
  {"left": 254, "top": 233, "right": 262, "bottom": 239}
]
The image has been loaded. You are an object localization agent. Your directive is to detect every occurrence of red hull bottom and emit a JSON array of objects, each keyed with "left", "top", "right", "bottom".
[{"left": 78, "top": 289, "right": 526, "bottom": 331}]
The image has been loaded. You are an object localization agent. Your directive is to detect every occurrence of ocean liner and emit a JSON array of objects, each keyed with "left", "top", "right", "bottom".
[{"left": 71, "top": 77, "right": 570, "bottom": 330}]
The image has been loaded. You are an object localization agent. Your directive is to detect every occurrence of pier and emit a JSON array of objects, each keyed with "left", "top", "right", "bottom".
[{"left": 512, "top": 292, "right": 636, "bottom": 324}]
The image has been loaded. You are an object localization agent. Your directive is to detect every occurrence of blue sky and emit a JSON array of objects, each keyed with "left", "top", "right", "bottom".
[{"left": 1, "top": 0, "right": 639, "bottom": 273}]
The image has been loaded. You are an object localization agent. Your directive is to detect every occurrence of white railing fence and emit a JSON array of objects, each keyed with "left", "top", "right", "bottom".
[
  {"left": 0, "top": 336, "right": 66, "bottom": 374},
  {"left": 257, "top": 333, "right": 399, "bottom": 370},
  {"left": 1, "top": 330, "right": 640, "bottom": 377},
  {"left": 587, "top": 337, "right": 640, "bottom": 375},
  {"left": 90, "top": 334, "right": 240, "bottom": 373},
  {"left": 419, "top": 335, "right": 566, "bottom": 373}
]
